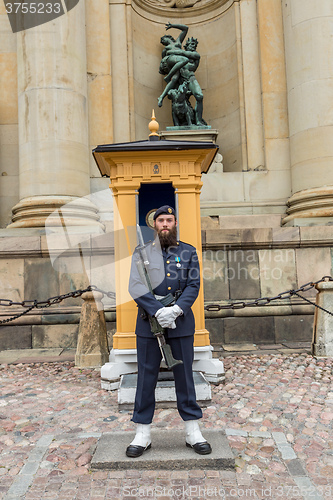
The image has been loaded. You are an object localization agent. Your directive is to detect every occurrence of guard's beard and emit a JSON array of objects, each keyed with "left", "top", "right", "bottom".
[{"left": 156, "top": 226, "right": 178, "bottom": 249}]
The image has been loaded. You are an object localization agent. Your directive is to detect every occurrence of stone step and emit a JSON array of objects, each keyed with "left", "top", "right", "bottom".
[
  {"left": 91, "top": 430, "right": 235, "bottom": 470},
  {"left": 118, "top": 371, "right": 211, "bottom": 410}
]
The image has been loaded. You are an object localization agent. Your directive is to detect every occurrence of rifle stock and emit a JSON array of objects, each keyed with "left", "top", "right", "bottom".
[{"left": 148, "top": 316, "right": 183, "bottom": 369}]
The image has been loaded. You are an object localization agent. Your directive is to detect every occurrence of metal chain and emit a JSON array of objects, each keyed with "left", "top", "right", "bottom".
[
  {"left": 204, "top": 276, "right": 333, "bottom": 316},
  {"left": 0, "top": 304, "right": 36, "bottom": 325},
  {"left": 0, "top": 277, "right": 332, "bottom": 325},
  {"left": 290, "top": 291, "right": 333, "bottom": 317},
  {"left": 0, "top": 285, "right": 116, "bottom": 325}
]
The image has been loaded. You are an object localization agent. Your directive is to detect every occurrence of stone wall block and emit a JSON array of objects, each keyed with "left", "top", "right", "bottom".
[
  {"left": 205, "top": 318, "right": 224, "bottom": 344},
  {"left": 265, "top": 138, "right": 290, "bottom": 171},
  {"left": 0, "top": 236, "right": 41, "bottom": 257},
  {"left": 91, "top": 231, "right": 115, "bottom": 251},
  {"left": 296, "top": 247, "right": 332, "bottom": 296},
  {"left": 202, "top": 250, "right": 229, "bottom": 302},
  {"left": 241, "top": 228, "right": 272, "bottom": 247},
  {"left": 224, "top": 316, "right": 274, "bottom": 344},
  {"left": 228, "top": 249, "right": 260, "bottom": 299},
  {"left": 0, "top": 124, "right": 19, "bottom": 176},
  {"left": 57, "top": 256, "right": 91, "bottom": 307},
  {"left": 244, "top": 170, "right": 291, "bottom": 203},
  {"left": 0, "top": 325, "right": 32, "bottom": 349},
  {"left": 89, "top": 249, "right": 115, "bottom": 309},
  {"left": 201, "top": 172, "right": 245, "bottom": 203},
  {"left": 0, "top": 258, "right": 24, "bottom": 302},
  {"left": 219, "top": 214, "right": 281, "bottom": 229},
  {"left": 259, "top": 248, "right": 297, "bottom": 296},
  {"left": 206, "top": 229, "right": 242, "bottom": 246},
  {"left": 41, "top": 313, "right": 79, "bottom": 325},
  {"left": 300, "top": 226, "right": 333, "bottom": 245},
  {"left": 272, "top": 227, "right": 300, "bottom": 246},
  {"left": 41, "top": 232, "right": 91, "bottom": 259},
  {"left": 201, "top": 217, "right": 219, "bottom": 230},
  {"left": 24, "top": 258, "right": 59, "bottom": 303},
  {"left": 32, "top": 324, "right": 78, "bottom": 348},
  {"left": 275, "top": 315, "right": 313, "bottom": 343}
]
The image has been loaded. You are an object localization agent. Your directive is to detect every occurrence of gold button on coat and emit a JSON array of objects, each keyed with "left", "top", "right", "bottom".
[
  {"left": 168, "top": 286, "right": 171, "bottom": 290},
  {"left": 167, "top": 273, "right": 170, "bottom": 277}
]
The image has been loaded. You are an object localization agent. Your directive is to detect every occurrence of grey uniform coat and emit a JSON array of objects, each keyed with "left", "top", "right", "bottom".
[{"left": 128, "top": 237, "right": 200, "bottom": 337}]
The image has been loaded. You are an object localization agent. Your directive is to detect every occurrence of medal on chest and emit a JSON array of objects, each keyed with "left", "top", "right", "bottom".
[{"left": 175, "top": 257, "right": 181, "bottom": 268}]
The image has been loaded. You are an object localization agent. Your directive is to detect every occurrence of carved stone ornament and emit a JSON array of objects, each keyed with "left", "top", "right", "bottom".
[
  {"left": 133, "top": 0, "right": 234, "bottom": 21},
  {"left": 155, "top": 0, "right": 200, "bottom": 6},
  {"left": 138, "top": 0, "right": 217, "bottom": 9}
]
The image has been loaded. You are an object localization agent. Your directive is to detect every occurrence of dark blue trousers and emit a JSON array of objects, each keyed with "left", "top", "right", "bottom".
[{"left": 132, "top": 334, "right": 203, "bottom": 424}]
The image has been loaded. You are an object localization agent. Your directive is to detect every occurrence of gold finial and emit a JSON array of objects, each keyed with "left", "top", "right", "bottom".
[{"left": 148, "top": 109, "right": 159, "bottom": 138}]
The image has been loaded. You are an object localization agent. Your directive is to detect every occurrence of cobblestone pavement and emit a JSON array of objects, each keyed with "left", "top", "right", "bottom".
[{"left": 0, "top": 351, "right": 332, "bottom": 500}]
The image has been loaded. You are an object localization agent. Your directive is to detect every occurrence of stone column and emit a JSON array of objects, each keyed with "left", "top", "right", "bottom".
[
  {"left": 10, "top": 1, "right": 102, "bottom": 228},
  {"left": 282, "top": 0, "right": 333, "bottom": 224}
]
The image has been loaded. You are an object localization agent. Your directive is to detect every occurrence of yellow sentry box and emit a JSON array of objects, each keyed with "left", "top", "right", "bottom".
[{"left": 93, "top": 117, "right": 218, "bottom": 351}]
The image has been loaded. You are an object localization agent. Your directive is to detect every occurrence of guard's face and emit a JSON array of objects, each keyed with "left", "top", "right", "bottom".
[{"left": 154, "top": 214, "right": 177, "bottom": 235}]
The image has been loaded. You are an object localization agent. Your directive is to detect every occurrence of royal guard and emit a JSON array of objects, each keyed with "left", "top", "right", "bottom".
[{"left": 126, "top": 205, "right": 212, "bottom": 458}]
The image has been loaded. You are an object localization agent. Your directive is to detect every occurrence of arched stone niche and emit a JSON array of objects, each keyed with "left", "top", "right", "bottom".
[{"left": 129, "top": 0, "right": 244, "bottom": 172}]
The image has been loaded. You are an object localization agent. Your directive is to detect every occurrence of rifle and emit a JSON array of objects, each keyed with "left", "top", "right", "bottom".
[{"left": 135, "top": 224, "right": 183, "bottom": 370}]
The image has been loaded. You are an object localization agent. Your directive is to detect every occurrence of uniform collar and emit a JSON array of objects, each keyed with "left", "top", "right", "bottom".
[
  {"left": 164, "top": 242, "right": 180, "bottom": 257},
  {"left": 151, "top": 236, "right": 180, "bottom": 255}
]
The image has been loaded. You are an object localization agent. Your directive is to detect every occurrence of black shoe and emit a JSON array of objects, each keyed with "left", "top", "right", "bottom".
[
  {"left": 126, "top": 443, "right": 151, "bottom": 458},
  {"left": 186, "top": 441, "right": 212, "bottom": 455}
]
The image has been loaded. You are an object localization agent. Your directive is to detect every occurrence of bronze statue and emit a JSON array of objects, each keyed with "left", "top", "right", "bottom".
[
  {"left": 167, "top": 82, "right": 195, "bottom": 126},
  {"left": 158, "top": 23, "right": 207, "bottom": 127}
]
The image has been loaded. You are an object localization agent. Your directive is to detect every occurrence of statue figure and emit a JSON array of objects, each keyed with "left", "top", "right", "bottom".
[
  {"left": 158, "top": 23, "right": 207, "bottom": 127},
  {"left": 167, "top": 82, "right": 195, "bottom": 126}
]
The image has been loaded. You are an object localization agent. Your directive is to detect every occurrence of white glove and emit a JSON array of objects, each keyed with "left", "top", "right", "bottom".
[
  {"left": 155, "top": 307, "right": 174, "bottom": 328},
  {"left": 169, "top": 304, "right": 183, "bottom": 321},
  {"left": 155, "top": 305, "right": 183, "bottom": 329}
]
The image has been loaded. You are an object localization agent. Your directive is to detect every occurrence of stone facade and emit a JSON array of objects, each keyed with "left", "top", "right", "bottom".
[{"left": 0, "top": 0, "right": 332, "bottom": 348}]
